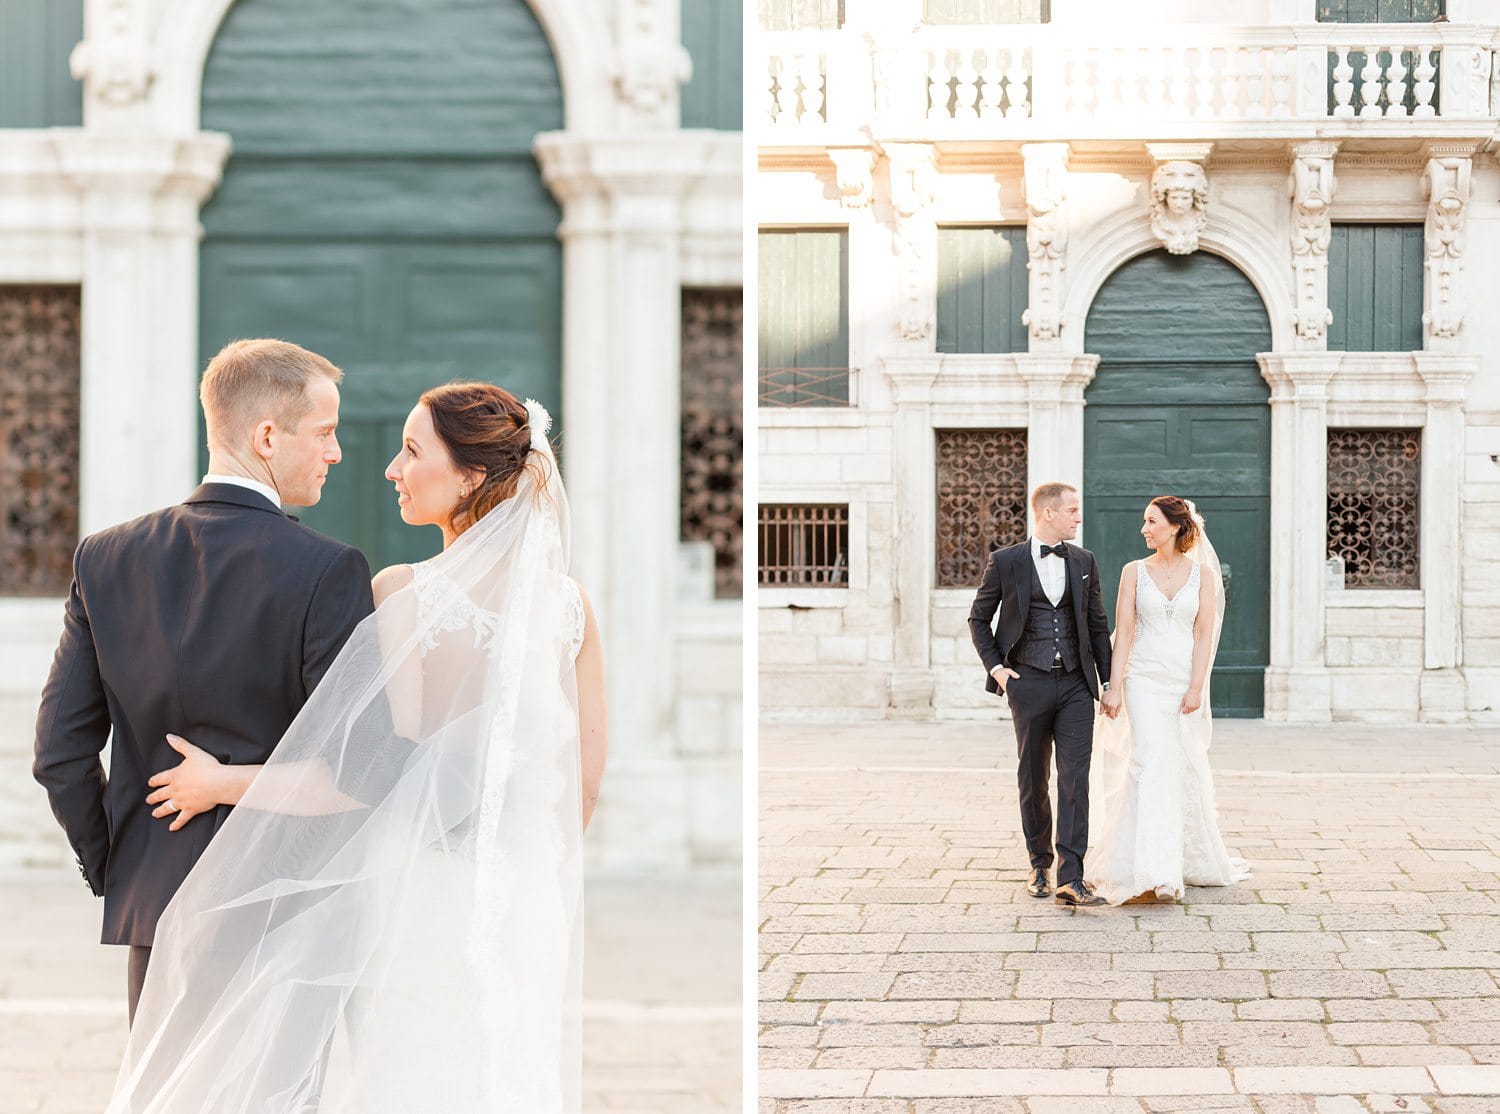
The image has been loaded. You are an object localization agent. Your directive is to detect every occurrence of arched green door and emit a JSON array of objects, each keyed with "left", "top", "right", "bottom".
[
  {"left": 199, "top": 0, "right": 564, "bottom": 570},
  {"left": 1083, "top": 250, "right": 1271, "bottom": 717}
]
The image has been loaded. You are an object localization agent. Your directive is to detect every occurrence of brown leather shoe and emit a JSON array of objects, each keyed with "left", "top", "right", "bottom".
[
  {"left": 1054, "top": 880, "right": 1106, "bottom": 907},
  {"left": 1025, "top": 869, "right": 1050, "bottom": 898}
]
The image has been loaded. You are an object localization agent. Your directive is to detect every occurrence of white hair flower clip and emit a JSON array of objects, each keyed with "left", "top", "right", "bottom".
[{"left": 523, "top": 399, "right": 552, "bottom": 451}]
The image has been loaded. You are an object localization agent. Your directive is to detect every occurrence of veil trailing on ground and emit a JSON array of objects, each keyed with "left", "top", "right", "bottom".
[
  {"left": 1089, "top": 501, "right": 1225, "bottom": 834},
  {"left": 108, "top": 403, "right": 583, "bottom": 1113}
]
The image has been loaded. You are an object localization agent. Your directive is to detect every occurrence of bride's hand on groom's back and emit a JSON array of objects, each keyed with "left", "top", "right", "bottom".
[{"left": 145, "top": 734, "right": 231, "bottom": 831}]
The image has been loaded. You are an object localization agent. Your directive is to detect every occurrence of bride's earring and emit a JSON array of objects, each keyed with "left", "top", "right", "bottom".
[{"left": 459, "top": 486, "right": 467, "bottom": 498}]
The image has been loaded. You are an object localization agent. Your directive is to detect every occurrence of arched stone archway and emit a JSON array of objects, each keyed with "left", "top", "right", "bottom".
[
  {"left": 145, "top": 0, "right": 612, "bottom": 135},
  {"left": 1063, "top": 207, "right": 1294, "bottom": 356},
  {"left": 1082, "top": 248, "right": 1273, "bottom": 717}
]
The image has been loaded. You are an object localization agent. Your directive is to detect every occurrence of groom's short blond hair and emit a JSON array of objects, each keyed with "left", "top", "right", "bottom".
[
  {"left": 1031, "top": 482, "right": 1077, "bottom": 514},
  {"left": 200, "top": 339, "right": 343, "bottom": 445}
]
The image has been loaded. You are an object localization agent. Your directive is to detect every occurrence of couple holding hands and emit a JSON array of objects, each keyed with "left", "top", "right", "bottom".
[{"left": 969, "top": 482, "right": 1250, "bottom": 909}]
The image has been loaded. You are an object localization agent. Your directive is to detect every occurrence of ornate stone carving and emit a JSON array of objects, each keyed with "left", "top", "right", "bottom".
[
  {"left": 828, "top": 148, "right": 875, "bottom": 209},
  {"left": 680, "top": 289, "right": 742, "bottom": 600},
  {"left": 1422, "top": 154, "right": 1471, "bottom": 342},
  {"left": 69, "top": 0, "right": 155, "bottom": 108},
  {"left": 612, "top": 0, "right": 691, "bottom": 127},
  {"left": 0, "top": 286, "right": 81, "bottom": 596},
  {"left": 1148, "top": 161, "right": 1208, "bottom": 256},
  {"left": 1020, "top": 143, "right": 1069, "bottom": 343},
  {"left": 885, "top": 144, "right": 937, "bottom": 341},
  {"left": 1289, "top": 142, "right": 1337, "bottom": 344}
]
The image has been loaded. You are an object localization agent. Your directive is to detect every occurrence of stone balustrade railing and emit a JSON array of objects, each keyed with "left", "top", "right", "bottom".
[{"left": 760, "top": 24, "right": 1500, "bottom": 134}]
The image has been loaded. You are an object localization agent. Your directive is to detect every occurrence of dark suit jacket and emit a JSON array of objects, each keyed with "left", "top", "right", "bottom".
[
  {"left": 33, "top": 483, "right": 374, "bottom": 946},
  {"left": 967, "top": 540, "right": 1114, "bottom": 700}
]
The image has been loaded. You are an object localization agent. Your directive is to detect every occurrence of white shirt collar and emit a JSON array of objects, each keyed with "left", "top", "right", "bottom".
[{"left": 202, "top": 473, "right": 282, "bottom": 510}]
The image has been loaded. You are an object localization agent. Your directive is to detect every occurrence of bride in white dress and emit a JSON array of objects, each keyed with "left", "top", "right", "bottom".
[
  {"left": 108, "top": 384, "right": 604, "bottom": 1112},
  {"left": 1085, "top": 496, "right": 1248, "bottom": 906}
]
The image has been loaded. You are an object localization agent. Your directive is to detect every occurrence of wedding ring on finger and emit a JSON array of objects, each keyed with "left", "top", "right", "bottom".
[{"left": 166, "top": 799, "right": 178, "bottom": 812}]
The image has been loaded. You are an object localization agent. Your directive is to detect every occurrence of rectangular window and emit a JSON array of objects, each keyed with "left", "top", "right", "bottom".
[
  {"left": 1328, "top": 224, "right": 1424, "bottom": 352},
  {"left": 924, "top": 0, "right": 1049, "bottom": 22},
  {"left": 1317, "top": 0, "right": 1440, "bottom": 20},
  {"left": 935, "top": 429, "right": 1028, "bottom": 588},
  {"left": 936, "top": 226, "right": 1029, "bottom": 354},
  {"left": 758, "top": 229, "right": 850, "bottom": 407},
  {"left": 759, "top": 504, "right": 849, "bottom": 587},
  {"left": 759, "top": 0, "right": 843, "bottom": 30},
  {"left": 0, "top": 285, "right": 81, "bottom": 595},
  {"left": 680, "top": 288, "right": 743, "bottom": 599},
  {"left": 1327, "top": 429, "right": 1420, "bottom": 589}
]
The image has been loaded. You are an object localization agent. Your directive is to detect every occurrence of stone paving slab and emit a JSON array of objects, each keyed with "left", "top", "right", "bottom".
[
  {"left": 759, "top": 721, "right": 1500, "bottom": 1111},
  {"left": 0, "top": 869, "right": 739, "bottom": 1113}
]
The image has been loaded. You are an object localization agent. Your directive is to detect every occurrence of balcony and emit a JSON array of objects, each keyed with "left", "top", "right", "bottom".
[{"left": 759, "top": 23, "right": 1500, "bottom": 143}]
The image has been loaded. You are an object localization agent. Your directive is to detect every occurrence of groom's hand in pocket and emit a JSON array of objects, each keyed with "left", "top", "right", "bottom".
[
  {"left": 146, "top": 734, "right": 227, "bottom": 831},
  {"left": 990, "top": 665, "right": 1019, "bottom": 693}
]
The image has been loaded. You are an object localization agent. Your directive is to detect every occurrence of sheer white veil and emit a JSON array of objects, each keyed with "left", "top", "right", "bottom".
[
  {"left": 108, "top": 401, "right": 584, "bottom": 1113},
  {"left": 1090, "top": 500, "right": 1225, "bottom": 826}
]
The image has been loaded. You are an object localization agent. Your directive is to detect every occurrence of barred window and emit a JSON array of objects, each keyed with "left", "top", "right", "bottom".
[
  {"left": 936, "top": 429, "right": 1028, "bottom": 588},
  {"left": 680, "top": 288, "right": 743, "bottom": 599},
  {"left": 1, "top": 285, "right": 81, "bottom": 596},
  {"left": 1327, "top": 428, "right": 1420, "bottom": 589},
  {"left": 759, "top": 504, "right": 848, "bottom": 587}
]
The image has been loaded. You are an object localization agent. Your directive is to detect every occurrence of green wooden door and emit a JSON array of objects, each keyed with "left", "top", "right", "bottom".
[
  {"left": 199, "top": 0, "right": 563, "bottom": 571},
  {"left": 936, "top": 226, "right": 1029, "bottom": 354},
  {"left": 1083, "top": 250, "right": 1272, "bottom": 717}
]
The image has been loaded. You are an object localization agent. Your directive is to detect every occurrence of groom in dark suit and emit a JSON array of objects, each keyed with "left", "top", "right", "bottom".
[
  {"left": 969, "top": 482, "right": 1116, "bottom": 907},
  {"left": 33, "top": 338, "right": 374, "bottom": 1025}
]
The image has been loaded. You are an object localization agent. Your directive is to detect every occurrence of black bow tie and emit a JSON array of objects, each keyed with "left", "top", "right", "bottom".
[{"left": 1039, "top": 543, "right": 1067, "bottom": 558}]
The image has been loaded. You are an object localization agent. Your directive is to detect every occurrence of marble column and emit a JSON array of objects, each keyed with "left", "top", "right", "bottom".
[
  {"left": 538, "top": 133, "right": 737, "bottom": 867},
  {"left": 55, "top": 134, "right": 229, "bottom": 532},
  {"left": 1258, "top": 353, "right": 1341, "bottom": 721},
  {"left": 1414, "top": 353, "right": 1476, "bottom": 722},
  {"left": 1014, "top": 355, "right": 1098, "bottom": 511},
  {"left": 884, "top": 359, "right": 939, "bottom": 715}
]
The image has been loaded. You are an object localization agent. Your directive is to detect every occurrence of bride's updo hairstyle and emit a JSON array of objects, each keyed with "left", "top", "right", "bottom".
[
  {"left": 420, "top": 381, "right": 554, "bottom": 536},
  {"left": 1150, "top": 495, "right": 1200, "bottom": 554}
]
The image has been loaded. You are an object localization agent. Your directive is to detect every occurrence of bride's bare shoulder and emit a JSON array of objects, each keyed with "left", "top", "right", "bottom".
[{"left": 372, "top": 564, "right": 415, "bottom": 606}]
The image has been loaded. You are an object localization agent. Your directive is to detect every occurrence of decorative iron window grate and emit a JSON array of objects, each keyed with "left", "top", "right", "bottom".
[
  {"left": 1, "top": 285, "right": 81, "bottom": 596},
  {"left": 759, "top": 504, "right": 848, "bottom": 587},
  {"left": 1327, "top": 428, "right": 1420, "bottom": 589},
  {"left": 680, "top": 288, "right": 743, "bottom": 600},
  {"left": 936, "top": 429, "right": 1028, "bottom": 588}
]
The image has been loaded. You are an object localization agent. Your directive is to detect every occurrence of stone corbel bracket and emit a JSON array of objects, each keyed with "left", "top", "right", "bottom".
[
  {"left": 70, "top": 0, "right": 156, "bottom": 124},
  {"left": 882, "top": 142, "right": 938, "bottom": 342},
  {"left": 1289, "top": 140, "right": 1339, "bottom": 348},
  {"left": 1421, "top": 143, "right": 1477, "bottom": 347},
  {"left": 610, "top": 0, "right": 692, "bottom": 129},
  {"left": 1020, "top": 143, "right": 1070, "bottom": 344},
  {"left": 1146, "top": 142, "right": 1212, "bottom": 256},
  {"left": 828, "top": 147, "right": 876, "bottom": 209}
]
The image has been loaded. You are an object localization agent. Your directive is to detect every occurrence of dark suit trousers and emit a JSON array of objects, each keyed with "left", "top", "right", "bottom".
[{"left": 1005, "top": 661, "right": 1095, "bottom": 886}]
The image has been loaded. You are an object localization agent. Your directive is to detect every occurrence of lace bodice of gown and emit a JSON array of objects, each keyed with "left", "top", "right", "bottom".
[
  {"left": 410, "top": 561, "right": 585, "bottom": 664},
  {"left": 1127, "top": 559, "right": 1201, "bottom": 685}
]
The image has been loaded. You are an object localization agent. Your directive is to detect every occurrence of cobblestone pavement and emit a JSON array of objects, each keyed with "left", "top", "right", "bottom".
[
  {"left": 759, "top": 721, "right": 1500, "bottom": 1113},
  {"left": 0, "top": 869, "right": 739, "bottom": 1113}
]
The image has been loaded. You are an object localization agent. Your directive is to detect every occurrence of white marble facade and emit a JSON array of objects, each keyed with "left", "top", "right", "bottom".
[
  {"left": 757, "top": 0, "right": 1500, "bottom": 724},
  {"left": 0, "top": 0, "right": 741, "bottom": 872}
]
